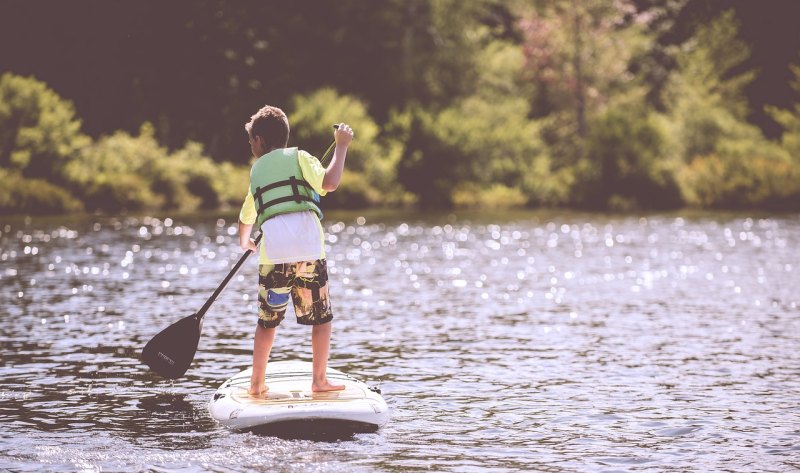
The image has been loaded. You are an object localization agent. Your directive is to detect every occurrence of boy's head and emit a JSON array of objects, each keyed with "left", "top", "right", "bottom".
[{"left": 245, "top": 105, "right": 290, "bottom": 155}]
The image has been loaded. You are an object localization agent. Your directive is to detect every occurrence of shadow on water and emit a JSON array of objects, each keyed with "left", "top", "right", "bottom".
[
  {"left": 130, "top": 392, "right": 217, "bottom": 450},
  {"left": 246, "top": 419, "right": 378, "bottom": 442}
]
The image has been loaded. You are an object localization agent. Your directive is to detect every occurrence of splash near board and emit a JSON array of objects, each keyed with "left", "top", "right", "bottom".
[{"left": 209, "top": 360, "right": 389, "bottom": 438}]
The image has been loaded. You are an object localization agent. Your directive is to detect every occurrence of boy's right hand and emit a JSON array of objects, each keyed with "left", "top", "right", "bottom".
[
  {"left": 241, "top": 238, "right": 257, "bottom": 253},
  {"left": 334, "top": 123, "right": 354, "bottom": 148}
]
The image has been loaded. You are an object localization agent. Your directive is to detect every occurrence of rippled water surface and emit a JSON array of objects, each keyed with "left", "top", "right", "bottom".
[{"left": 1, "top": 210, "right": 799, "bottom": 472}]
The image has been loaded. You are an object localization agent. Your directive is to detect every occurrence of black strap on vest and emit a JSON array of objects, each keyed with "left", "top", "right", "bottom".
[{"left": 254, "top": 176, "right": 315, "bottom": 215}]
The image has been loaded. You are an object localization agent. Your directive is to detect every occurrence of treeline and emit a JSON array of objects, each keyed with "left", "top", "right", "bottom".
[{"left": 1, "top": 0, "right": 799, "bottom": 214}]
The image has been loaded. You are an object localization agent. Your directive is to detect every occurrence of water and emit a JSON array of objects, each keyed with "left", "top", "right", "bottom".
[{"left": 1, "top": 210, "right": 799, "bottom": 472}]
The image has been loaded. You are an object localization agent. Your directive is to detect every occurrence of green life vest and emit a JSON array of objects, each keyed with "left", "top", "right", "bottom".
[{"left": 250, "top": 147, "right": 322, "bottom": 228}]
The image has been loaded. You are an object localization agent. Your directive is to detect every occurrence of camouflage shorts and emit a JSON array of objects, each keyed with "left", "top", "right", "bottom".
[{"left": 257, "top": 259, "right": 333, "bottom": 328}]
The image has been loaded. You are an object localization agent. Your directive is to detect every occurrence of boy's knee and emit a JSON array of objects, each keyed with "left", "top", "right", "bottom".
[{"left": 257, "top": 317, "right": 282, "bottom": 329}]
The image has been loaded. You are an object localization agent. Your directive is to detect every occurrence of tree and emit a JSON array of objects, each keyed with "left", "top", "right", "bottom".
[
  {"left": 519, "top": 0, "right": 650, "bottom": 132},
  {"left": 661, "top": 10, "right": 758, "bottom": 162},
  {"left": 666, "top": 12, "right": 800, "bottom": 209},
  {"left": 766, "top": 64, "right": 800, "bottom": 162}
]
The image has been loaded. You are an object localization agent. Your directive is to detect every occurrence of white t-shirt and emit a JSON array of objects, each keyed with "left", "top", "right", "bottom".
[{"left": 258, "top": 210, "right": 325, "bottom": 264}]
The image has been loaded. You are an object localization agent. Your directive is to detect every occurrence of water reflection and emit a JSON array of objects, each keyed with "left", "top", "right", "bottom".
[{"left": 1, "top": 211, "right": 799, "bottom": 472}]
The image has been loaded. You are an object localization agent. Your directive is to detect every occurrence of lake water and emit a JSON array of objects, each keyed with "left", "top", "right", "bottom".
[{"left": 1, "top": 210, "right": 799, "bottom": 472}]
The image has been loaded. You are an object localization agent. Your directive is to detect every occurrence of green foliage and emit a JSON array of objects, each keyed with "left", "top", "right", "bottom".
[
  {"left": 0, "top": 169, "right": 84, "bottom": 214},
  {"left": 394, "top": 105, "right": 459, "bottom": 207},
  {"left": 289, "top": 89, "right": 380, "bottom": 174},
  {"left": 213, "top": 161, "right": 252, "bottom": 208},
  {"left": 397, "top": 39, "right": 560, "bottom": 209},
  {"left": 64, "top": 124, "right": 249, "bottom": 212},
  {"left": 451, "top": 183, "right": 527, "bottom": 209},
  {"left": 580, "top": 107, "right": 682, "bottom": 210},
  {"left": 656, "top": 10, "right": 800, "bottom": 210},
  {"left": 2, "top": 5, "right": 799, "bottom": 214},
  {"left": 674, "top": 10, "right": 754, "bottom": 120},
  {"left": 662, "top": 10, "right": 758, "bottom": 163},
  {"left": 171, "top": 141, "right": 243, "bottom": 210},
  {"left": 519, "top": 1, "right": 651, "bottom": 123},
  {"left": 0, "top": 73, "right": 90, "bottom": 182},
  {"left": 766, "top": 64, "right": 800, "bottom": 162},
  {"left": 395, "top": 96, "right": 549, "bottom": 208},
  {"left": 678, "top": 148, "right": 800, "bottom": 209},
  {"left": 65, "top": 124, "right": 167, "bottom": 211}
]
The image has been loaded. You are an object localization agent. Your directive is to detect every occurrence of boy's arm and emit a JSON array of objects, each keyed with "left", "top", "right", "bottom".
[
  {"left": 239, "top": 221, "right": 257, "bottom": 252},
  {"left": 322, "top": 123, "right": 354, "bottom": 192},
  {"left": 238, "top": 191, "right": 258, "bottom": 252}
]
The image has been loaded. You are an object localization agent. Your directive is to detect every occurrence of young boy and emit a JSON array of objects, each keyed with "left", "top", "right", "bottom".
[{"left": 238, "top": 105, "right": 353, "bottom": 395}]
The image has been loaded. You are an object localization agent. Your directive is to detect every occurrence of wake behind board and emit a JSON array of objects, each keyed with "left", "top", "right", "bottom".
[{"left": 209, "top": 361, "right": 389, "bottom": 438}]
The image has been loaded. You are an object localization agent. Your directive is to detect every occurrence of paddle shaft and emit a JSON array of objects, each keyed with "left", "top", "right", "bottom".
[{"left": 196, "top": 233, "right": 262, "bottom": 320}]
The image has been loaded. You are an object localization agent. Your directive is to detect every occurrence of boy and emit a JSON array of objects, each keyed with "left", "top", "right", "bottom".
[{"left": 238, "top": 105, "right": 353, "bottom": 395}]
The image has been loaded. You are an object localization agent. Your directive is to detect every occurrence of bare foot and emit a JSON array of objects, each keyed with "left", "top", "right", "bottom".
[
  {"left": 248, "top": 384, "right": 268, "bottom": 397},
  {"left": 312, "top": 379, "right": 346, "bottom": 392}
]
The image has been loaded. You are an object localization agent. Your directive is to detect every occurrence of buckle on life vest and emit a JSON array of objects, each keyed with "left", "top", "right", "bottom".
[{"left": 289, "top": 176, "right": 301, "bottom": 203}]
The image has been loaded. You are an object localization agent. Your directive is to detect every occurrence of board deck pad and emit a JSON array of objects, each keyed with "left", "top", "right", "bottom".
[
  {"left": 230, "top": 387, "right": 366, "bottom": 405},
  {"left": 209, "top": 361, "right": 389, "bottom": 439}
]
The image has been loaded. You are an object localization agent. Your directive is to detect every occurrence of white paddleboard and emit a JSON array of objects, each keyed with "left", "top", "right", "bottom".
[{"left": 209, "top": 360, "right": 389, "bottom": 436}]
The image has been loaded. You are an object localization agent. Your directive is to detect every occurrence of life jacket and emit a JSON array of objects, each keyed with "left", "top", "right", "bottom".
[{"left": 250, "top": 147, "right": 322, "bottom": 228}]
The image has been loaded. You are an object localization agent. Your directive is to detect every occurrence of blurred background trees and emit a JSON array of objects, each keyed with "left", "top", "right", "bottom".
[{"left": 1, "top": 0, "right": 798, "bottom": 214}]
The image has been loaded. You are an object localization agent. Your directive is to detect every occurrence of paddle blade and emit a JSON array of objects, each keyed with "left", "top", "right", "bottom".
[{"left": 141, "top": 313, "right": 203, "bottom": 379}]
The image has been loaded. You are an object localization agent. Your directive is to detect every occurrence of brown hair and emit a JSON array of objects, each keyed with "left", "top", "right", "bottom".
[{"left": 245, "top": 105, "right": 290, "bottom": 150}]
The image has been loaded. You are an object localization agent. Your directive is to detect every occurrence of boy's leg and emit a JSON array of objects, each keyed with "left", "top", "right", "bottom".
[
  {"left": 249, "top": 324, "right": 276, "bottom": 396},
  {"left": 311, "top": 321, "right": 345, "bottom": 392},
  {"left": 252, "top": 263, "right": 290, "bottom": 396},
  {"left": 290, "top": 259, "right": 343, "bottom": 392}
]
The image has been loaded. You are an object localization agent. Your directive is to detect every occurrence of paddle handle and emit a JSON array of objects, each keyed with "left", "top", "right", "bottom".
[{"left": 196, "top": 233, "right": 262, "bottom": 320}]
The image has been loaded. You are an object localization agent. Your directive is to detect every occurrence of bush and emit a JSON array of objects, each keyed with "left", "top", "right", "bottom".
[
  {"left": 65, "top": 123, "right": 250, "bottom": 212},
  {"left": 451, "top": 183, "right": 527, "bottom": 209},
  {"left": 0, "top": 169, "right": 83, "bottom": 214},
  {"left": 0, "top": 73, "right": 90, "bottom": 183},
  {"left": 678, "top": 146, "right": 800, "bottom": 209},
  {"left": 396, "top": 94, "right": 553, "bottom": 208},
  {"left": 65, "top": 123, "right": 170, "bottom": 211},
  {"left": 394, "top": 39, "right": 566, "bottom": 209},
  {"left": 207, "top": 161, "right": 252, "bottom": 209},
  {"left": 394, "top": 105, "right": 464, "bottom": 208},
  {"left": 580, "top": 108, "right": 682, "bottom": 210}
]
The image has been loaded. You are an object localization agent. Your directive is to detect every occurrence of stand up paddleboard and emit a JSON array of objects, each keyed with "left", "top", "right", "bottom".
[{"left": 209, "top": 361, "right": 389, "bottom": 438}]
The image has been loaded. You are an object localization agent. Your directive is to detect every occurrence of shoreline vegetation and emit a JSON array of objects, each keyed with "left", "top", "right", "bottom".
[{"left": 2, "top": 4, "right": 799, "bottom": 216}]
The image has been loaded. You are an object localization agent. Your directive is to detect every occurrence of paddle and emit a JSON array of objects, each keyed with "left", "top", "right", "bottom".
[{"left": 141, "top": 233, "right": 262, "bottom": 379}]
